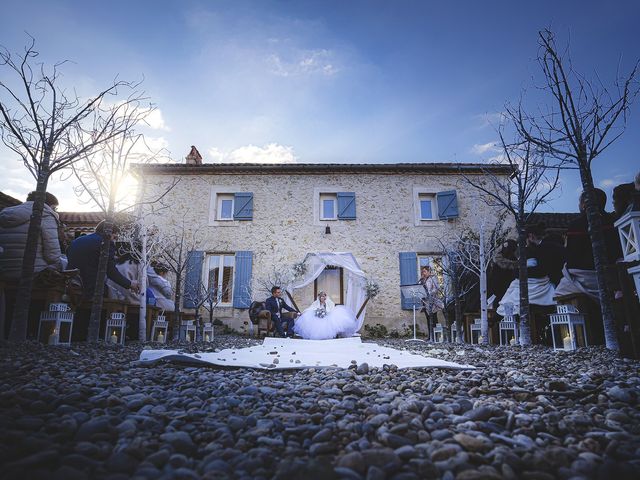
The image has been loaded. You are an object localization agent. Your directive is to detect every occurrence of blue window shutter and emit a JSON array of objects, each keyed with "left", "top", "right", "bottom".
[
  {"left": 233, "top": 192, "right": 253, "bottom": 220},
  {"left": 399, "top": 252, "right": 419, "bottom": 310},
  {"left": 437, "top": 190, "right": 459, "bottom": 219},
  {"left": 233, "top": 251, "right": 253, "bottom": 308},
  {"left": 337, "top": 192, "right": 356, "bottom": 220},
  {"left": 183, "top": 250, "right": 204, "bottom": 309}
]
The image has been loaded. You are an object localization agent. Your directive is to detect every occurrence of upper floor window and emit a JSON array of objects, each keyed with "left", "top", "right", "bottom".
[
  {"left": 317, "top": 191, "right": 356, "bottom": 222},
  {"left": 413, "top": 188, "right": 459, "bottom": 225},
  {"left": 419, "top": 194, "right": 436, "bottom": 220},
  {"left": 209, "top": 189, "right": 254, "bottom": 225},
  {"left": 217, "top": 194, "right": 234, "bottom": 221},
  {"left": 320, "top": 194, "right": 337, "bottom": 220}
]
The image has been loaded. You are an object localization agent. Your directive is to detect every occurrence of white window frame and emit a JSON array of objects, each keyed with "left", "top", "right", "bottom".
[
  {"left": 217, "top": 194, "right": 234, "bottom": 221},
  {"left": 413, "top": 186, "right": 443, "bottom": 226},
  {"left": 312, "top": 186, "right": 350, "bottom": 227},
  {"left": 319, "top": 193, "right": 338, "bottom": 221},
  {"left": 208, "top": 186, "right": 243, "bottom": 226},
  {"left": 205, "top": 253, "right": 235, "bottom": 306},
  {"left": 419, "top": 194, "right": 437, "bottom": 221}
]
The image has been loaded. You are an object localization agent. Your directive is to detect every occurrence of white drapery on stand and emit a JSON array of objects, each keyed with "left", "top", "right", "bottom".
[{"left": 285, "top": 252, "right": 368, "bottom": 332}]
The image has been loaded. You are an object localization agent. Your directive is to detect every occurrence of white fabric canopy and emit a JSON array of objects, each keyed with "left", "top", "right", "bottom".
[
  {"left": 139, "top": 337, "right": 475, "bottom": 370},
  {"left": 286, "top": 252, "right": 368, "bottom": 331}
]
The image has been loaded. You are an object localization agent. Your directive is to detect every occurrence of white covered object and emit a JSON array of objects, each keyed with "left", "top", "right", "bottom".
[
  {"left": 497, "top": 276, "right": 556, "bottom": 315},
  {"left": 294, "top": 304, "right": 358, "bottom": 340},
  {"left": 139, "top": 337, "right": 475, "bottom": 370},
  {"left": 286, "top": 252, "right": 368, "bottom": 331}
]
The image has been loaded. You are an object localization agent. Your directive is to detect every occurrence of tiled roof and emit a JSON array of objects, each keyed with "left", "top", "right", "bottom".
[
  {"left": 131, "top": 162, "right": 514, "bottom": 176},
  {"left": 0, "top": 191, "right": 21, "bottom": 209},
  {"left": 58, "top": 212, "right": 104, "bottom": 224},
  {"left": 528, "top": 212, "right": 580, "bottom": 230}
]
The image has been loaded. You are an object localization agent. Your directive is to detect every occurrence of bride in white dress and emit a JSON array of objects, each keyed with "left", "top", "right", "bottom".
[{"left": 293, "top": 291, "right": 358, "bottom": 340}]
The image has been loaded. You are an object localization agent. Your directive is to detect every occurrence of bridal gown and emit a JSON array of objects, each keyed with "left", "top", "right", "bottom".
[{"left": 293, "top": 300, "right": 358, "bottom": 340}]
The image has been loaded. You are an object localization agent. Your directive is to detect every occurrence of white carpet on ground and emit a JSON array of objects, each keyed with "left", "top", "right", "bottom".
[{"left": 138, "top": 337, "right": 475, "bottom": 370}]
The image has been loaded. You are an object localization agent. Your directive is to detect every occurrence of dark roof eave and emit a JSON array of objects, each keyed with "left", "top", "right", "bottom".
[{"left": 130, "top": 162, "right": 513, "bottom": 176}]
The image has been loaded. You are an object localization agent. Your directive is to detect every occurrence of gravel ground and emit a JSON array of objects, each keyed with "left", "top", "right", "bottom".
[{"left": 1, "top": 335, "right": 639, "bottom": 480}]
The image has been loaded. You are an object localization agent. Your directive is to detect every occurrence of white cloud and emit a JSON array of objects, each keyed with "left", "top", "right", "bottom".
[
  {"left": 267, "top": 49, "right": 339, "bottom": 77},
  {"left": 144, "top": 108, "right": 170, "bottom": 131},
  {"left": 473, "top": 112, "right": 506, "bottom": 129},
  {"left": 207, "top": 143, "right": 298, "bottom": 164},
  {"left": 471, "top": 141, "right": 497, "bottom": 155},
  {"left": 600, "top": 178, "right": 616, "bottom": 188}
]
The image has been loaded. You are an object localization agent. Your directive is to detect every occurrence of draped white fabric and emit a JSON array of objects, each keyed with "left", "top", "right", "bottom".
[{"left": 286, "top": 252, "right": 368, "bottom": 331}]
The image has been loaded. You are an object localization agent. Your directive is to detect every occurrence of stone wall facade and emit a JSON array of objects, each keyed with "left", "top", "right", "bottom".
[{"left": 138, "top": 164, "right": 511, "bottom": 333}]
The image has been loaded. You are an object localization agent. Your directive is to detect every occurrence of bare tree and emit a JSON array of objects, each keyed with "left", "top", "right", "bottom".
[
  {"left": 71, "top": 130, "right": 173, "bottom": 341},
  {"left": 115, "top": 220, "right": 170, "bottom": 341},
  {"left": 0, "top": 38, "right": 148, "bottom": 341},
  {"left": 430, "top": 237, "right": 477, "bottom": 343},
  {"left": 157, "top": 219, "right": 202, "bottom": 326},
  {"left": 464, "top": 132, "right": 560, "bottom": 345},
  {"left": 506, "top": 29, "right": 639, "bottom": 350},
  {"left": 457, "top": 212, "right": 510, "bottom": 344},
  {"left": 183, "top": 280, "right": 230, "bottom": 339}
]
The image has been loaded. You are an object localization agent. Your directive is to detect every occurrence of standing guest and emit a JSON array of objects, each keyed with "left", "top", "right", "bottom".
[
  {"left": 418, "top": 266, "right": 444, "bottom": 340},
  {"left": 265, "top": 286, "right": 299, "bottom": 337},
  {"left": 147, "top": 264, "right": 175, "bottom": 311},
  {"left": 538, "top": 225, "right": 567, "bottom": 287},
  {"left": 497, "top": 224, "right": 556, "bottom": 316},
  {"left": 0, "top": 192, "right": 63, "bottom": 338},
  {"left": 488, "top": 239, "right": 518, "bottom": 311},
  {"left": 67, "top": 221, "right": 139, "bottom": 299},
  {"left": 0, "top": 191, "right": 63, "bottom": 279},
  {"left": 612, "top": 182, "right": 636, "bottom": 221}
]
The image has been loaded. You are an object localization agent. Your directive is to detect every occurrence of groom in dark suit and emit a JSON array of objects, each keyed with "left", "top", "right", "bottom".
[{"left": 265, "top": 286, "right": 298, "bottom": 337}]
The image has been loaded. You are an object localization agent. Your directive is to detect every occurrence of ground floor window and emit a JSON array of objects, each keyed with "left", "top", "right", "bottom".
[
  {"left": 314, "top": 266, "right": 344, "bottom": 304},
  {"left": 207, "top": 254, "right": 235, "bottom": 304}
]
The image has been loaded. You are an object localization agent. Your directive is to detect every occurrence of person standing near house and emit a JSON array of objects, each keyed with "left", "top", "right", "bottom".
[
  {"left": 265, "top": 286, "right": 298, "bottom": 337},
  {"left": 67, "top": 221, "right": 140, "bottom": 299},
  {"left": 0, "top": 191, "right": 63, "bottom": 279},
  {"left": 419, "top": 266, "right": 444, "bottom": 340},
  {"left": 0, "top": 191, "right": 63, "bottom": 338}
]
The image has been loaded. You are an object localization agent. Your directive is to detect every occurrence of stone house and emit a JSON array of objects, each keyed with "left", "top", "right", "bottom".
[{"left": 134, "top": 160, "right": 511, "bottom": 332}]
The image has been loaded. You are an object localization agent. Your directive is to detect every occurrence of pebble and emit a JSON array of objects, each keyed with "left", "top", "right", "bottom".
[{"left": 0, "top": 335, "right": 638, "bottom": 479}]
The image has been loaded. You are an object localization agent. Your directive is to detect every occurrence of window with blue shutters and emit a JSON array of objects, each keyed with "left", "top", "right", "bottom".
[
  {"left": 233, "top": 251, "right": 253, "bottom": 308},
  {"left": 183, "top": 250, "right": 204, "bottom": 309},
  {"left": 317, "top": 191, "right": 357, "bottom": 221},
  {"left": 337, "top": 192, "right": 356, "bottom": 220},
  {"left": 436, "top": 190, "right": 459, "bottom": 219},
  {"left": 233, "top": 192, "right": 253, "bottom": 220},
  {"left": 399, "top": 252, "right": 419, "bottom": 310}
]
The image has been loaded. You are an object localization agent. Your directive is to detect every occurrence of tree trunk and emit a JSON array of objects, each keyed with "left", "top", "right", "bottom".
[
  {"left": 517, "top": 218, "right": 532, "bottom": 345},
  {"left": 173, "top": 271, "right": 182, "bottom": 340},
  {"left": 579, "top": 166, "right": 620, "bottom": 351},
  {"left": 453, "top": 274, "right": 463, "bottom": 343},
  {"left": 138, "top": 227, "right": 148, "bottom": 341},
  {"left": 479, "top": 225, "right": 489, "bottom": 344},
  {"left": 87, "top": 221, "right": 113, "bottom": 342},
  {"left": 9, "top": 170, "right": 50, "bottom": 342}
]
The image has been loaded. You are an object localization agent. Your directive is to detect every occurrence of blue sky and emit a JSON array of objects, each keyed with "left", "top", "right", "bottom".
[{"left": 0, "top": 0, "right": 638, "bottom": 212}]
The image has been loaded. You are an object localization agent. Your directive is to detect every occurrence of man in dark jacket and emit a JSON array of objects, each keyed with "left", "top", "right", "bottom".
[
  {"left": 67, "top": 221, "right": 139, "bottom": 299},
  {"left": 265, "top": 286, "right": 298, "bottom": 337}
]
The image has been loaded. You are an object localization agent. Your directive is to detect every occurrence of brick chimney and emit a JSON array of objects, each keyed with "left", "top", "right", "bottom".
[{"left": 185, "top": 146, "right": 203, "bottom": 165}]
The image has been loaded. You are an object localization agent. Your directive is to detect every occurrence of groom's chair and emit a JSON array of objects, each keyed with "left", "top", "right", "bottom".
[{"left": 249, "top": 301, "right": 271, "bottom": 337}]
